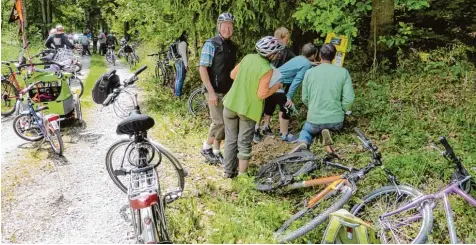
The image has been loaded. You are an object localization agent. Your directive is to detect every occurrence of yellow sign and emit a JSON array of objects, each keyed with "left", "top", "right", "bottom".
[{"left": 324, "top": 33, "right": 349, "bottom": 67}]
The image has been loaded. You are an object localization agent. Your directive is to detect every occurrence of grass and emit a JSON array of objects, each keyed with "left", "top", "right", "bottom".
[
  {"left": 80, "top": 54, "right": 107, "bottom": 108},
  {"left": 131, "top": 43, "right": 476, "bottom": 244}
]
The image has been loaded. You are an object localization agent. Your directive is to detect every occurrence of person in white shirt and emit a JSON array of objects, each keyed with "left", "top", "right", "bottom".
[{"left": 174, "top": 31, "right": 189, "bottom": 96}]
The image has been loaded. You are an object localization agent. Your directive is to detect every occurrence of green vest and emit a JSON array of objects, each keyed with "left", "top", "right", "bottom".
[{"left": 223, "top": 54, "right": 271, "bottom": 122}]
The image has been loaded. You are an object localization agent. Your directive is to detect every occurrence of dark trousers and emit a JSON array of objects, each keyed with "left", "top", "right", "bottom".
[
  {"left": 82, "top": 44, "right": 91, "bottom": 56},
  {"left": 99, "top": 43, "right": 107, "bottom": 56}
]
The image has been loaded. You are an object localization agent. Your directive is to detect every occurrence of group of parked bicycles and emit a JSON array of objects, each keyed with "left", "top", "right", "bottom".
[
  {"left": 254, "top": 128, "right": 475, "bottom": 244},
  {"left": 1, "top": 43, "right": 85, "bottom": 156},
  {"left": 105, "top": 41, "right": 140, "bottom": 68},
  {"left": 93, "top": 65, "right": 186, "bottom": 243}
]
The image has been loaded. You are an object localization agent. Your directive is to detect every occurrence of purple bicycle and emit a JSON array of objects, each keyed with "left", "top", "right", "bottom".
[{"left": 351, "top": 136, "right": 474, "bottom": 243}]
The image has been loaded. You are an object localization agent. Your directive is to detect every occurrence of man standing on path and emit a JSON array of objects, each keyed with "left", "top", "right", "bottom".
[
  {"left": 291, "top": 44, "right": 355, "bottom": 153},
  {"left": 45, "top": 25, "right": 74, "bottom": 50},
  {"left": 199, "top": 13, "right": 237, "bottom": 165},
  {"left": 98, "top": 30, "right": 107, "bottom": 55}
]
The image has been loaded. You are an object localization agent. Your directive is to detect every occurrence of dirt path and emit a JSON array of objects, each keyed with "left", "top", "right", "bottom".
[{"left": 1, "top": 57, "right": 138, "bottom": 243}]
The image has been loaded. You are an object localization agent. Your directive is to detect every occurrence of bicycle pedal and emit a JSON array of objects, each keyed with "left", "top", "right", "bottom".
[{"left": 164, "top": 187, "right": 183, "bottom": 201}]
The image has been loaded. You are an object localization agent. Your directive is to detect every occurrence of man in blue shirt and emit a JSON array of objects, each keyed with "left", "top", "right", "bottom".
[{"left": 254, "top": 43, "right": 318, "bottom": 143}]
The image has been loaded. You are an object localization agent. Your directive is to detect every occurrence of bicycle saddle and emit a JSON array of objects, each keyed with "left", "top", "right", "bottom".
[{"left": 116, "top": 111, "right": 155, "bottom": 135}]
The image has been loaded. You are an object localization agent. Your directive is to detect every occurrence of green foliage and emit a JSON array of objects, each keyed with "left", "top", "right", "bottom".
[
  {"left": 293, "top": 0, "right": 372, "bottom": 41},
  {"left": 378, "top": 22, "right": 414, "bottom": 48}
]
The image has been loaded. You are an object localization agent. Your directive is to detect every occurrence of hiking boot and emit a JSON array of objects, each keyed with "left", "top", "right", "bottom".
[
  {"left": 215, "top": 152, "right": 224, "bottom": 165},
  {"left": 289, "top": 142, "right": 308, "bottom": 154},
  {"left": 321, "top": 129, "right": 334, "bottom": 146},
  {"left": 201, "top": 148, "right": 218, "bottom": 164},
  {"left": 281, "top": 133, "right": 298, "bottom": 143},
  {"left": 262, "top": 126, "right": 274, "bottom": 136},
  {"left": 253, "top": 129, "right": 262, "bottom": 143}
]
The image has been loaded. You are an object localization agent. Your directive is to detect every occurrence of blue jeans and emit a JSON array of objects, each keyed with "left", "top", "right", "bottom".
[
  {"left": 298, "top": 121, "right": 344, "bottom": 146},
  {"left": 174, "top": 59, "right": 187, "bottom": 96}
]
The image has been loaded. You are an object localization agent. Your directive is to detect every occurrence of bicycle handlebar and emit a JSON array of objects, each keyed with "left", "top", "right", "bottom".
[{"left": 439, "top": 136, "right": 454, "bottom": 156}]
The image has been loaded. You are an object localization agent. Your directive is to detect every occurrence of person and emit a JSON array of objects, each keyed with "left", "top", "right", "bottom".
[
  {"left": 272, "top": 27, "right": 296, "bottom": 68},
  {"left": 98, "top": 31, "right": 107, "bottom": 55},
  {"left": 80, "top": 31, "right": 91, "bottom": 56},
  {"left": 85, "top": 28, "right": 92, "bottom": 39},
  {"left": 44, "top": 25, "right": 74, "bottom": 49},
  {"left": 92, "top": 35, "right": 98, "bottom": 53},
  {"left": 291, "top": 44, "right": 355, "bottom": 153},
  {"left": 106, "top": 32, "right": 118, "bottom": 50},
  {"left": 174, "top": 31, "right": 189, "bottom": 97},
  {"left": 199, "top": 13, "right": 237, "bottom": 165},
  {"left": 254, "top": 43, "right": 318, "bottom": 143},
  {"left": 48, "top": 28, "right": 56, "bottom": 38},
  {"left": 222, "top": 36, "right": 285, "bottom": 178}
]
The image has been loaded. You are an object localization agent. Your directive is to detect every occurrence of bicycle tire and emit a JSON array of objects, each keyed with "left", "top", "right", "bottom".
[
  {"left": 187, "top": 87, "right": 208, "bottom": 118},
  {"left": 12, "top": 114, "right": 44, "bottom": 141},
  {"left": 350, "top": 185, "right": 433, "bottom": 244},
  {"left": 48, "top": 127, "right": 64, "bottom": 156},
  {"left": 106, "top": 139, "right": 186, "bottom": 195},
  {"left": 154, "top": 63, "right": 160, "bottom": 80},
  {"left": 153, "top": 201, "right": 171, "bottom": 242},
  {"left": 139, "top": 206, "right": 160, "bottom": 243},
  {"left": 275, "top": 185, "right": 353, "bottom": 243},
  {"left": 73, "top": 63, "right": 82, "bottom": 72},
  {"left": 1, "top": 80, "right": 19, "bottom": 116},
  {"left": 68, "top": 77, "right": 84, "bottom": 98},
  {"left": 255, "top": 151, "right": 317, "bottom": 191},
  {"left": 73, "top": 94, "right": 83, "bottom": 121}
]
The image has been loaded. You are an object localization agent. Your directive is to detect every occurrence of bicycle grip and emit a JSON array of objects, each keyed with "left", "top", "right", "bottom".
[
  {"left": 134, "top": 65, "right": 147, "bottom": 76},
  {"left": 354, "top": 127, "right": 368, "bottom": 141},
  {"left": 439, "top": 136, "right": 454, "bottom": 154},
  {"left": 102, "top": 93, "right": 114, "bottom": 106}
]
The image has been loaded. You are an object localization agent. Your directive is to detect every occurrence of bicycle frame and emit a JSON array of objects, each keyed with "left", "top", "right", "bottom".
[{"left": 380, "top": 175, "right": 476, "bottom": 244}]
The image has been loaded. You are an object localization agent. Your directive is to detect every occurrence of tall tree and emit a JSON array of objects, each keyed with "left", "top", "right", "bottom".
[{"left": 369, "top": 0, "right": 394, "bottom": 59}]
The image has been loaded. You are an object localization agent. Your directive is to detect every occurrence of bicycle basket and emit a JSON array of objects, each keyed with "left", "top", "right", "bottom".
[
  {"left": 129, "top": 169, "right": 159, "bottom": 197},
  {"left": 52, "top": 49, "right": 74, "bottom": 66}
]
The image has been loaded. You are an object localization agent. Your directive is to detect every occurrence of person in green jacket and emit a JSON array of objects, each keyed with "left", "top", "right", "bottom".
[
  {"left": 292, "top": 44, "right": 355, "bottom": 153},
  {"left": 222, "top": 36, "right": 285, "bottom": 178}
]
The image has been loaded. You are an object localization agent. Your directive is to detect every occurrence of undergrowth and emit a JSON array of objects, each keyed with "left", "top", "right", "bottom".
[{"left": 132, "top": 42, "right": 476, "bottom": 243}]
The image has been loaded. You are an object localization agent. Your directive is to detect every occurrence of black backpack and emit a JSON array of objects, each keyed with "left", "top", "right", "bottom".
[
  {"left": 167, "top": 41, "right": 181, "bottom": 60},
  {"left": 92, "top": 70, "right": 120, "bottom": 104}
]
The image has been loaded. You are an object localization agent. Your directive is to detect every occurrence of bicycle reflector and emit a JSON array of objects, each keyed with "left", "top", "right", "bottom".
[{"left": 45, "top": 114, "right": 60, "bottom": 122}]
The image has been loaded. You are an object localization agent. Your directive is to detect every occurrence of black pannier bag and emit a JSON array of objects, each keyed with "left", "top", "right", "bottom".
[{"left": 92, "top": 70, "right": 121, "bottom": 104}]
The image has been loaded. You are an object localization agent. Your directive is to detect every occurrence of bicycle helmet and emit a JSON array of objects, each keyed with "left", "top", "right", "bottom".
[
  {"left": 255, "top": 36, "right": 285, "bottom": 57},
  {"left": 217, "top": 12, "right": 235, "bottom": 24}
]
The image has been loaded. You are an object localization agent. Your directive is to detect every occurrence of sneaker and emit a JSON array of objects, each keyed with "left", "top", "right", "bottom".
[
  {"left": 253, "top": 130, "right": 262, "bottom": 143},
  {"left": 201, "top": 148, "right": 218, "bottom": 164},
  {"left": 215, "top": 152, "right": 224, "bottom": 165},
  {"left": 262, "top": 126, "right": 273, "bottom": 136},
  {"left": 321, "top": 129, "right": 334, "bottom": 146},
  {"left": 281, "top": 133, "right": 298, "bottom": 143},
  {"left": 289, "top": 142, "right": 308, "bottom": 154}
]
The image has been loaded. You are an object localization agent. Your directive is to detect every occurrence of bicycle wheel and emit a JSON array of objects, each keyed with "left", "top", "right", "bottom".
[
  {"left": 158, "top": 62, "right": 169, "bottom": 87},
  {"left": 12, "top": 114, "right": 44, "bottom": 141},
  {"left": 106, "top": 51, "right": 112, "bottom": 63},
  {"left": 187, "top": 87, "right": 209, "bottom": 120},
  {"left": 1, "top": 80, "right": 18, "bottom": 116},
  {"left": 275, "top": 183, "right": 353, "bottom": 243},
  {"left": 255, "top": 151, "right": 318, "bottom": 191},
  {"left": 47, "top": 125, "right": 64, "bottom": 156},
  {"left": 106, "top": 139, "right": 186, "bottom": 198},
  {"left": 68, "top": 77, "right": 84, "bottom": 98},
  {"left": 73, "top": 94, "right": 83, "bottom": 121},
  {"left": 350, "top": 185, "right": 433, "bottom": 244},
  {"left": 154, "top": 63, "right": 160, "bottom": 80},
  {"left": 152, "top": 201, "right": 171, "bottom": 242}
]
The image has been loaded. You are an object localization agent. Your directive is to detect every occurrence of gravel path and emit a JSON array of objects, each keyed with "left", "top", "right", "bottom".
[{"left": 1, "top": 57, "right": 139, "bottom": 243}]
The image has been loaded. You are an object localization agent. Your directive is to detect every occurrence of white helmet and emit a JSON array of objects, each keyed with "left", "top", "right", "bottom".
[
  {"left": 217, "top": 12, "right": 235, "bottom": 25},
  {"left": 255, "top": 36, "right": 285, "bottom": 57}
]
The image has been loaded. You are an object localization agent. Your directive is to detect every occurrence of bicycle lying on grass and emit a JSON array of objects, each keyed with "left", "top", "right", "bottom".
[
  {"left": 99, "top": 65, "right": 187, "bottom": 243},
  {"left": 256, "top": 128, "right": 400, "bottom": 243},
  {"left": 351, "top": 136, "right": 475, "bottom": 244}
]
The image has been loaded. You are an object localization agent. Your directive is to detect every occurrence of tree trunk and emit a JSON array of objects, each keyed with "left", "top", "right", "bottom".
[
  {"left": 40, "top": 0, "right": 47, "bottom": 38},
  {"left": 21, "top": 0, "right": 28, "bottom": 29},
  {"left": 124, "top": 21, "right": 130, "bottom": 40},
  {"left": 46, "top": 0, "right": 51, "bottom": 25},
  {"left": 369, "top": 0, "right": 395, "bottom": 67}
]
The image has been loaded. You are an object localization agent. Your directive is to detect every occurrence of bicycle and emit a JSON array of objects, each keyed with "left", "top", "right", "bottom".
[
  {"left": 147, "top": 52, "right": 174, "bottom": 89},
  {"left": 266, "top": 128, "right": 395, "bottom": 243},
  {"left": 100, "top": 65, "right": 186, "bottom": 243},
  {"left": 125, "top": 44, "right": 140, "bottom": 69},
  {"left": 106, "top": 45, "right": 116, "bottom": 66},
  {"left": 350, "top": 136, "right": 475, "bottom": 244},
  {"left": 187, "top": 85, "right": 209, "bottom": 120},
  {"left": 12, "top": 81, "right": 64, "bottom": 155}
]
